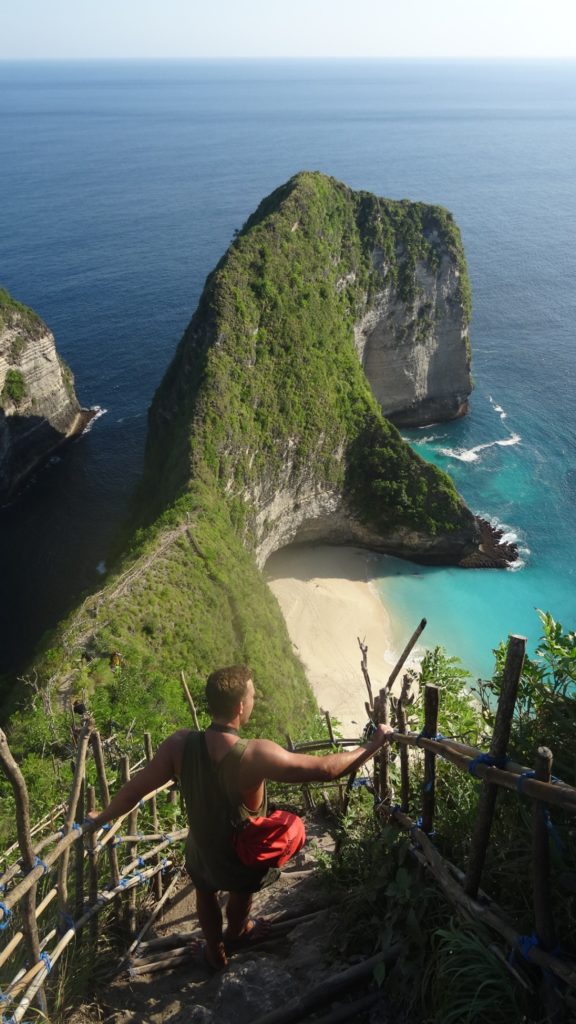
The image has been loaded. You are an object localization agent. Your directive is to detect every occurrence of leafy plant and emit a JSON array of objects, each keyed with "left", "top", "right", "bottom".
[{"left": 2, "top": 368, "right": 26, "bottom": 405}]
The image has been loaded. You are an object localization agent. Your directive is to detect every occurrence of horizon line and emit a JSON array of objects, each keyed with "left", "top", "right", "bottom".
[{"left": 2, "top": 54, "right": 576, "bottom": 62}]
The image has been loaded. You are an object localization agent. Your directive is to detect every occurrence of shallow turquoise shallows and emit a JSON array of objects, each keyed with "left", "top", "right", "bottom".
[{"left": 0, "top": 59, "right": 574, "bottom": 675}]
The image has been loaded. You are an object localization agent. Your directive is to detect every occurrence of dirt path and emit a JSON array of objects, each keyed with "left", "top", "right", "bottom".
[{"left": 69, "top": 816, "right": 391, "bottom": 1024}]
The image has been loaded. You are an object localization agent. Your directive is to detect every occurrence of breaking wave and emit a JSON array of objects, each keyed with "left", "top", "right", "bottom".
[
  {"left": 489, "top": 395, "right": 508, "bottom": 420},
  {"left": 439, "top": 433, "right": 521, "bottom": 462},
  {"left": 82, "top": 406, "right": 108, "bottom": 434}
]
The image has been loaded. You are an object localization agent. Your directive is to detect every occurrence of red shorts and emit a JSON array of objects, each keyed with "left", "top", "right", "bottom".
[{"left": 234, "top": 809, "right": 306, "bottom": 868}]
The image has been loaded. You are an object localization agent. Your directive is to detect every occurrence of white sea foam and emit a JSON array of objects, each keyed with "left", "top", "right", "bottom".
[
  {"left": 414, "top": 434, "right": 446, "bottom": 445},
  {"left": 96, "top": 561, "right": 107, "bottom": 575},
  {"left": 488, "top": 395, "right": 508, "bottom": 421},
  {"left": 439, "top": 433, "right": 521, "bottom": 462},
  {"left": 82, "top": 406, "right": 108, "bottom": 434}
]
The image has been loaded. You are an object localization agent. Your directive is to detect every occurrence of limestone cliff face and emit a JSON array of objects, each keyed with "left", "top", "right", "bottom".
[
  {"left": 0, "top": 289, "right": 89, "bottom": 502},
  {"left": 145, "top": 172, "right": 509, "bottom": 569},
  {"left": 354, "top": 238, "right": 472, "bottom": 427}
]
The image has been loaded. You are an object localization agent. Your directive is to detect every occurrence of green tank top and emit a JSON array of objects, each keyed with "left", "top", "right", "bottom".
[{"left": 180, "top": 730, "right": 279, "bottom": 893}]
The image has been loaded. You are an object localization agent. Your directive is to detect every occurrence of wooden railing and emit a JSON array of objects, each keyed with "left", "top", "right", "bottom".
[
  {"left": 288, "top": 633, "right": 576, "bottom": 1004},
  {"left": 0, "top": 723, "right": 183, "bottom": 1022}
]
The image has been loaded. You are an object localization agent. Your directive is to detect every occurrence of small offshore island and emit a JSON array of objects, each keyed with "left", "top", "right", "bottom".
[
  {"left": 3, "top": 172, "right": 515, "bottom": 748},
  {"left": 0, "top": 288, "right": 92, "bottom": 504}
]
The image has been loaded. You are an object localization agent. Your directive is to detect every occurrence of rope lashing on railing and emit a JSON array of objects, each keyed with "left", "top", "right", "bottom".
[
  {"left": 38, "top": 953, "right": 51, "bottom": 976},
  {"left": 0, "top": 904, "right": 12, "bottom": 931},
  {"left": 32, "top": 857, "right": 48, "bottom": 876},
  {"left": 467, "top": 753, "right": 509, "bottom": 777},
  {"left": 516, "top": 770, "right": 536, "bottom": 792}
]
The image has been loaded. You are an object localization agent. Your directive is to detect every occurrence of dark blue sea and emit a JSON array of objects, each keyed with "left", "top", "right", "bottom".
[{"left": 1, "top": 59, "right": 575, "bottom": 680}]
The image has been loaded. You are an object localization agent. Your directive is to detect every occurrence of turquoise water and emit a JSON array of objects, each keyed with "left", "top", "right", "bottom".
[{"left": 0, "top": 59, "right": 575, "bottom": 676}]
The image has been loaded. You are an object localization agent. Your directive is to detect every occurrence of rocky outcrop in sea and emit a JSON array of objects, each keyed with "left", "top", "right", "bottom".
[{"left": 0, "top": 288, "right": 91, "bottom": 502}]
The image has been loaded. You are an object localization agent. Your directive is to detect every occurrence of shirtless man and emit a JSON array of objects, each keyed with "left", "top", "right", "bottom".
[{"left": 88, "top": 665, "right": 393, "bottom": 967}]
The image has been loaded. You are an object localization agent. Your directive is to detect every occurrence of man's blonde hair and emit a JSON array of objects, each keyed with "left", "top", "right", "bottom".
[{"left": 206, "top": 665, "right": 252, "bottom": 718}]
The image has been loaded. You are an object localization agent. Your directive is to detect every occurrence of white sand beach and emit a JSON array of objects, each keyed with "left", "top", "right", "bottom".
[{"left": 266, "top": 544, "right": 409, "bottom": 736}]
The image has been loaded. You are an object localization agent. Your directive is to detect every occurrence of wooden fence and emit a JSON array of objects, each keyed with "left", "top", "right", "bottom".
[
  {"left": 289, "top": 631, "right": 576, "bottom": 1013},
  {"left": 1, "top": 636, "right": 575, "bottom": 1022},
  {"left": 0, "top": 721, "right": 184, "bottom": 1023}
]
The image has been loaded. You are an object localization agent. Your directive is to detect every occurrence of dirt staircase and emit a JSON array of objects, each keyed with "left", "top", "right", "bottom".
[{"left": 70, "top": 816, "right": 391, "bottom": 1024}]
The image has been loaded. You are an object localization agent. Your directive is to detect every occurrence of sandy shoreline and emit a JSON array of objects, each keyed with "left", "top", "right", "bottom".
[{"left": 266, "top": 544, "right": 408, "bottom": 736}]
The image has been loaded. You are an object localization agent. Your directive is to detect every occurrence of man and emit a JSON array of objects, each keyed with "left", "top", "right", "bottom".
[{"left": 88, "top": 665, "right": 393, "bottom": 968}]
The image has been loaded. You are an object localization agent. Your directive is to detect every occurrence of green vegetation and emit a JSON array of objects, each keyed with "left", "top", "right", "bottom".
[
  {"left": 2, "top": 368, "right": 26, "bottom": 405},
  {"left": 321, "top": 613, "right": 576, "bottom": 1022},
  {"left": 8, "top": 335, "right": 27, "bottom": 363},
  {"left": 0, "top": 287, "right": 45, "bottom": 339},
  {"left": 144, "top": 172, "right": 473, "bottom": 542}
]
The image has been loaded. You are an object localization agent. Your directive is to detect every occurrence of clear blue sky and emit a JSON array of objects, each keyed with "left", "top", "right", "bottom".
[{"left": 2, "top": 0, "right": 576, "bottom": 60}]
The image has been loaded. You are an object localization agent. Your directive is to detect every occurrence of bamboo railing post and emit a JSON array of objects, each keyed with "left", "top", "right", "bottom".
[
  {"left": 86, "top": 785, "right": 99, "bottom": 948},
  {"left": 324, "top": 711, "right": 335, "bottom": 746},
  {"left": 0, "top": 728, "right": 49, "bottom": 1019},
  {"left": 371, "top": 694, "right": 381, "bottom": 800},
  {"left": 287, "top": 732, "right": 314, "bottom": 810},
  {"left": 421, "top": 685, "right": 439, "bottom": 834},
  {"left": 377, "top": 687, "right": 390, "bottom": 804},
  {"left": 74, "top": 778, "right": 85, "bottom": 947},
  {"left": 532, "top": 747, "right": 564, "bottom": 1022},
  {"left": 532, "top": 747, "right": 556, "bottom": 949},
  {"left": 120, "top": 756, "right": 138, "bottom": 937},
  {"left": 180, "top": 670, "right": 200, "bottom": 729},
  {"left": 90, "top": 731, "right": 121, "bottom": 895},
  {"left": 465, "top": 635, "right": 526, "bottom": 898},
  {"left": 57, "top": 717, "right": 93, "bottom": 931},
  {"left": 396, "top": 675, "right": 411, "bottom": 812},
  {"left": 357, "top": 638, "right": 374, "bottom": 710},
  {"left": 144, "top": 732, "right": 162, "bottom": 903},
  {"left": 385, "top": 618, "right": 427, "bottom": 692}
]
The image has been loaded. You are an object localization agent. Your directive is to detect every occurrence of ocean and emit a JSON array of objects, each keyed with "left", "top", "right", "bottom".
[{"left": 0, "top": 59, "right": 574, "bottom": 681}]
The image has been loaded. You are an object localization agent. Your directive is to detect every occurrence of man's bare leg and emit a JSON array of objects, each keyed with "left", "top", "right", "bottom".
[
  {"left": 195, "top": 889, "right": 228, "bottom": 968},
  {"left": 224, "top": 891, "right": 253, "bottom": 942}
]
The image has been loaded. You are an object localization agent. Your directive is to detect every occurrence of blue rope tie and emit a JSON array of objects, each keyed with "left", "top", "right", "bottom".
[
  {"left": 137, "top": 856, "right": 146, "bottom": 867},
  {"left": 423, "top": 780, "right": 433, "bottom": 793},
  {"left": 33, "top": 856, "right": 49, "bottom": 875},
  {"left": 162, "top": 834, "right": 174, "bottom": 844},
  {"left": 513, "top": 932, "right": 539, "bottom": 962},
  {"left": 101, "top": 823, "right": 111, "bottom": 831},
  {"left": 72, "top": 822, "right": 82, "bottom": 832},
  {"left": 0, "top": 903, "right": 12, "bottom": 931},
  {"left": 134, "top": 872, "right": 145, "bottom": 884},
  {"left": 39, "top": 951, "right": 52, "bottom": 974},
  {"left": 516, "top": 770, "right": 536, "bottom": 793},
  {"left": 112, "top": 836, "right": 124, "bottom": 847},
  {"left": 161, "top": 858, "right": 169, "bottom": 871},
  {"left": 467, "top": 753, "right": 507, "bottom": 777}
]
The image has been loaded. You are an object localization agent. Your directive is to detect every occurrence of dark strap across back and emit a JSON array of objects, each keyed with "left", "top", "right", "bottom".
[{"left": 180, "top": 730, "right": 279, "bottom": 893}]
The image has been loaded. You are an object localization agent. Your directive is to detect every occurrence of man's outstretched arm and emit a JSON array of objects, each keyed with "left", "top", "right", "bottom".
[
  {"left": 243, "top": 724, "right": 393, "bottom": 786},
  {"left": 87, "top": 730, "right": 189, "bottom": 827}
]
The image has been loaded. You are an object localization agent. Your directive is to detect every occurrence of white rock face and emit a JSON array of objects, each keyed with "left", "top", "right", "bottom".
[
  {"left": 354, "top": 248, "right": 471, "bottom": 426},
  {"left": 0, "top": 303, "right": 87, "bottom": 500}
]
